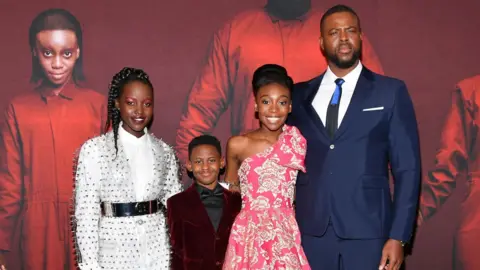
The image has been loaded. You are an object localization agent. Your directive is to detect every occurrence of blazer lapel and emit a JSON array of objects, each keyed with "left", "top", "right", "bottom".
[
  {"left": 334, "top": 68, "right": 375, "bottom": 140},
  {"left": 300, "top": 74, "right": 330, "bottom": 140},
  {"left": 186, "top": 185, "right": 216, "bottom": 232},
  {"left": 217, "top": 191, "right": 235, "bottom": 234}
]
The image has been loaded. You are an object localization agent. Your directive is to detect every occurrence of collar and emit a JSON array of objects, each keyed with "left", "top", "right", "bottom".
[
  {"left": 195, "top": 182, "right": 224, "bottom": 196},
  {"left": 118, "top": 122, "right": 149, "bottom": 145},
  {"left": 322, "top": 61, "right": 363, "bottom": 87},
  {"left": 265, "top": 7, "right": 311, "bottom": 22},
  {"left": 37, "top": 80, "right": 81, "bottom": 102}
]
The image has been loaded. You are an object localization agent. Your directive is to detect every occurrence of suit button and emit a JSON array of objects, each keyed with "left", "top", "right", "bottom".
[{"left": 330, "top": 144, "right": 335, "bottom": 149}]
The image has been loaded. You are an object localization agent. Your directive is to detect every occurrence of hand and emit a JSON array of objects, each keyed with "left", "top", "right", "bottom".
[
  {"left": 378, "top": 239, "right": 404, "bottom": 270},
  {"left": 229, "top": 185, "right": 241, "bottom": 193},
  {"left": 0, "top": 252, "right": 7, "bottom": 270}
]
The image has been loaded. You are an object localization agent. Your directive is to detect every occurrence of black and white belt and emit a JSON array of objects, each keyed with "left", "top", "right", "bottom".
[{"left": 101, "top": 199, "right": 165, "bottom": 217}]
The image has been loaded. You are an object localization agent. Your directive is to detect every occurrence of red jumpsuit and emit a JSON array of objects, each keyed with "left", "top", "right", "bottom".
[
  {"left": 419, "top": 75, "right": 480, "bottom": 270},
  {"left": 0, "top": 83, "right": 106, "bottom": 270},
  {"left": 175, "top": 8, "right": 384, "bottom": 163}
]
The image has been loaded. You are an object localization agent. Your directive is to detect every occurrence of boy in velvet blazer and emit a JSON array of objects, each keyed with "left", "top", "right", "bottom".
[{"left": 167, "top": 135, "right": 241, "bottom": 269}]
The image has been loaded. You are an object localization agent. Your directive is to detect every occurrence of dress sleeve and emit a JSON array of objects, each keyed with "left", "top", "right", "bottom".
[{"left": 73, "top": 140, "right": 103, "bottom": 270}]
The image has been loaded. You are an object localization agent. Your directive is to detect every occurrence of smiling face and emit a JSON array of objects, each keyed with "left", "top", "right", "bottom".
[
  {"left": 320, "top": 11, "right": 362, "bottom": 70},
  {"left": 187, "top": 144, "right": 224, "bottom": 189},
  {"left": 34, "top": 29, "right": 79, "bottom": 86},
  {"left": 115, "top": 80, "right": 154, "bottom": 138},
  {"left": 255, "top": 83, "right": 292, "bottom": 132}
]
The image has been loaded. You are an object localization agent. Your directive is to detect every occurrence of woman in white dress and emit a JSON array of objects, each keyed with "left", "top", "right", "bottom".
[{"left": 73, "top": 67, "right": 183, "bottom": 270}]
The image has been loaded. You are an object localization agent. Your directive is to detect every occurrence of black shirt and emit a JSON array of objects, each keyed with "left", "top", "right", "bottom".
[{"left": 195, "top": 183, "right": 224, "bottom": 231}]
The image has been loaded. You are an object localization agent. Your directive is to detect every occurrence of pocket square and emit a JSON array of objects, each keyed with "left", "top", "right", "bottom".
[{"left": 363, "top": 106, "right": 384, "bottom": 111}]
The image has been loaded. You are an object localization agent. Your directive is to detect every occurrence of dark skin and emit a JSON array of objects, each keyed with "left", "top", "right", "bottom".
[
  {"left": 0, "top": 29, "right": 81, "bottom": 270},
  {"left": 187, "top": 145, "right": 225, "bottom": 190},
  {"left": 321, "top": 11, "right": 404, "bottom": 270},
  {"left": 115, "top": 81, "right": 154, "bottom": 138},
  {"left": 225, "top": 83, "right": 292, "bottom": 193},
  {"left": 320, "top": 12, "right": 362, "bottom": 78},
  {"left": 35, "top": 30, "right": 80, "bottom": 93}
]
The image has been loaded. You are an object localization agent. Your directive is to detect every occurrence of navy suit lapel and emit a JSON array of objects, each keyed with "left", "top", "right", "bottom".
[
  {"left": 300, "top": 74, "right": 330, "bottom": 140},
  {"left": 334, "top": 68, "right": 375, "bottom": 140}
]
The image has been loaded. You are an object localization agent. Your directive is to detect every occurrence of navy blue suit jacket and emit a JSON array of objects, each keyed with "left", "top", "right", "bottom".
[{"left": 288, "top": 67, "right": 421, "bottom": 243}]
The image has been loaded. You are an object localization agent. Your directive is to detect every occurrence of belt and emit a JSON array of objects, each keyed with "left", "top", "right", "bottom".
[{"left": 101, "top": 199, "right": 165, "bottom": 217}]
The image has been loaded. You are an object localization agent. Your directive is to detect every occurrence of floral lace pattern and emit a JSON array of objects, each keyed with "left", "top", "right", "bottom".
[{"left": 223, "top": 125, "right": 311, "bottom": 270}]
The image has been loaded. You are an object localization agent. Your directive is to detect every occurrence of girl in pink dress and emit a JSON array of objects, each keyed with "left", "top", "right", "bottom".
[{"left": 223, "top": 64, "right": 311, "bottom": 269}]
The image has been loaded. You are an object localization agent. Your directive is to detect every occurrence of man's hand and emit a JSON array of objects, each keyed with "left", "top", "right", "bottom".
[
  {"left": 378, "top": 239, "right": 404, "bottom": 270},
  {"left": 0, "top": 252, "right": 8, "bottom": 270}
]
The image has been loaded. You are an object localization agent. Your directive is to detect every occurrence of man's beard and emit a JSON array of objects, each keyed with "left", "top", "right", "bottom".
[
  {"left": 265, "top": 0, "right": 311, "bottom": 20},
  {"left": 325, "top": 43, "right": 362, "bottom": 69}
]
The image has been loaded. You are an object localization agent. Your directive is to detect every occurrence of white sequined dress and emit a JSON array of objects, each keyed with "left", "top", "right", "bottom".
[{"left": 73, "top": 127, "right": 183, "bottom": 270}]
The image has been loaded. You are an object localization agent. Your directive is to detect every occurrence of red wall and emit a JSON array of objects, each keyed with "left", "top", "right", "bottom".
[{"left": 1, "top": 0, "right": 479, "bottom": 269}]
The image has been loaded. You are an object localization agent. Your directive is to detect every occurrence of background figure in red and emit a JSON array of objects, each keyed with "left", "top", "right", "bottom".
[
  {"left": 418, "top": 74, "right": 480, "bottom": 270},
  {"left": 175, "top": 0, "right": 384, "bottom": 169},
  {"left": 0, "top": 9, "right": 106, "bottom": 270}
]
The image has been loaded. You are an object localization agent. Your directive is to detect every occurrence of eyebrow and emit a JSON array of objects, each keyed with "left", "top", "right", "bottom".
[{"left": 259, "top": 95, "right": 290, "bottom": 99}]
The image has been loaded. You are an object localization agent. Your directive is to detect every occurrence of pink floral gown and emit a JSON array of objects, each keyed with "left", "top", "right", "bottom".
[{"left": 223, "top": 125, "right": 311, "bottom": 270}]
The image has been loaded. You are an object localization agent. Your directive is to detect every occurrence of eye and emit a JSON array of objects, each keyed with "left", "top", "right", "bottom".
[
  {"left": 262, "top": 100, "right": 269, "bottom": 105},
  {"left": 208, "top": 158, "right": 217, "bottom": 163},
  {"left": 43, "top": 50, "right": 53, "bottom": 57},
  {"left": 279, "top": 101, "right": 289, "bottom": 106},
  {"left": 194, "top": 160, "right": 202, "bottom": 164},
  {"left": 127, "top": 101, "right": 135, "bottom": 106},
  {"left": 63, "top": 51, "right": 72, "bottom": 57},
  {"left": 144, "top": 102, "right": 152, "bottom": 107}
]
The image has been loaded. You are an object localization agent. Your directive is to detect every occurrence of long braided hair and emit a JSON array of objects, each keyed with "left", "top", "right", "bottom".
[{"left": 104, "top": 67, "right": 154, "bottom": 156}]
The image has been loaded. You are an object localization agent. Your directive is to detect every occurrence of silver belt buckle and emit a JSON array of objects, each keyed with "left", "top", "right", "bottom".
[{"left": 103, "top": 202, "right": 113, "bottom": 217}]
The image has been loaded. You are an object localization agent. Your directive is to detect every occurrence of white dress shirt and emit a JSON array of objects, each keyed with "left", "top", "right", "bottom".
[
  {"left": 118, "top": 124, "right": 154, "bottom": 201},
  {"left": 312, "top": 61, "right": 363, "bottom": 128}
]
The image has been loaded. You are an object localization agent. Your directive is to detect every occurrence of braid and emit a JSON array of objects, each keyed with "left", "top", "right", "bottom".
[{"left": 104, "top": 67, "right": 154, "bottom": 157}]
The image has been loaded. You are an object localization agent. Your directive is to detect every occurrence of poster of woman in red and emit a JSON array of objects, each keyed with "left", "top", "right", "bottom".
[
  {"left": 174, "top": 0, "right": 384, "bottom": 167},
  {"left": 0, "top": 0, "right": 479, "bottom": 269},
  {"left": 0, "top": 9, "right": 106, "bottom": 270},
  {"left": 418, "top": 74, "right": 480, "bottom": 270}
]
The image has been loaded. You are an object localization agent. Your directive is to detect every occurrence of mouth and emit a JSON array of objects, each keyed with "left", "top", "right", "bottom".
[
  {"left": 48, "top": 72, "right": 66, "bottom": 78},
  {"left": 131, "top": 117, "right": 146, "bottom": 124},
  {"left": 338, "top": 44, "right": 352, "bottom": 54},
  {"left": 265, "top": 116, "right": 283, "bottom": 124}
]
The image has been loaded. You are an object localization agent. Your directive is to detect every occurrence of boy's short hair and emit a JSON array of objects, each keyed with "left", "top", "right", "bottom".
[{"left": 188, "top": 134, "right": 222, "bottom": 159}]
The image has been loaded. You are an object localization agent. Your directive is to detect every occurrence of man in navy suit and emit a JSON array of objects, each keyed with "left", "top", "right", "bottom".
[{"left": 288, "top": 4, "right": 421, "bottom": 270}]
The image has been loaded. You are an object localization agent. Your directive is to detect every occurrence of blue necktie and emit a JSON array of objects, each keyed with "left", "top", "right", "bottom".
[
  {"left": 326, "top": 78, "right": 345, "bottom": 138},
  {"left": 330, "top": 78, "right": 345, "bottom": 105}
]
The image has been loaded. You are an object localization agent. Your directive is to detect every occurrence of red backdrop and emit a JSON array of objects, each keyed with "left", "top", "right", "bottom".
[{"left": 0, "top": 0, "right": 479, "bottom": 269}]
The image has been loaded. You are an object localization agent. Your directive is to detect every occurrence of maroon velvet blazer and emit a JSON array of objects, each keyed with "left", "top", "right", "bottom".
[{"left": 166, "top": 184, "right": 242, "bottom": 269}]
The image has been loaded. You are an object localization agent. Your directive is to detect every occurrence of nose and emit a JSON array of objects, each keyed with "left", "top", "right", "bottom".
[
  {"left": 269, "top": 104, "right": 278, "bottom": 113},
  {"left": 51, "top": 56, "right": 63, "bottom": 69},
  {"left": 201, "top": 162, "right": 209, "bottom": 170},
  {"left": 134, "top": 105, "right": 144, "bottom": 115},
  {"left": 339, "top": 29, "right": 348, "bottom": 41}
]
